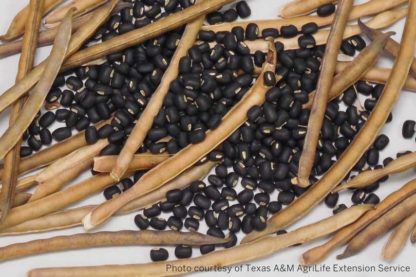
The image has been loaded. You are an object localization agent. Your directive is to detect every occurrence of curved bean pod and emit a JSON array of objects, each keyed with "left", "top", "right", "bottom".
[
  {"left": 280, "top": 0, "right": 337, "bottom": 18},
  {"left": 359, "top": 19, "right": 416, "bottom": 78},
  {"left": 336, "top": 62, "right": 416, "bottom": 92},
  {"left": 338, "top": 194, "right": 416, "bottom": 259},
  {"left": 28, "top": 205, "right": 372, "bottom": 277},
  {"left": 334, "top": 151, "right": 416, "bottom": 193},
  {"left": 0, "top": 230, "right": 229, "bottom": 262},
  {"left": 298, "top": 0, "right": 354, "bottom": 187},
  {"left": 93, "top": 154, "right": 170, "bottom": 173},
  {"left": 382, "top": 212, "right": 416, "bottom": 261},
  {"left": 300, "top": 178, "right": 416, "bottom": 265},
  {"left": 0, "top": 0, "right": 44, "bottom": 222}
]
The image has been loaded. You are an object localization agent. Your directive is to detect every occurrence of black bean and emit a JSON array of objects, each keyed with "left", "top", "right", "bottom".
[
  {"left": 340, "top": 40, "right": 355, "bottom": 56},
  {"left": 212, "top": 199, "right": 229, "bottom": 212},
  {"left": 184, "top": 217, "right": 199, "bottom": 231},
  {"left": 333, "top": 204, "right": 348, "bottom": 215},
  {"left": 340, "top": 123, "right": 356, "bottom": 139},
  {"left": 301, "top": 22, "right": 318, "bottom": 34},
  {"left": 402, "top": 120, "right": 416, "bottom": 138},
  {"left": 20, "top": 146, "right": 32, "bottom": 157},
  {"left": 264, "top": 71, "right": 276, "bottom": 86},
  {"left": 75, "top": 116, "right": 89, "bottom": 131},
  {"left": 85, "top": 126, "right": 98, "bottom": 145},
  {"left": 262, "top": 28, "right": 279, "bottom": 39},
  {"left": 204, "top": 210, "right": 217, "bottom": 227},
  {"left": 324, "top": 192, "right": 339, "bottom": 208},
  {"left": 55, "top": 109, "right": 69, "bottom": 121},
  {"left": 39, "top": 128, "right": 52, "bottom": 145},
  {"left": 364, "top": 98, "right": 376, "bottom": 111},
  {"left": 365, "top": 182, "right": 380, "bottom": 193},
  {"left": 278, "top": 190, "right": 295, "bottom": 205},
  {"left": 317, "top": 3, "right": 336, "bottom": 17},
  {"left": 334, "top": 137, "right": 349, "bottom": 151},
  {"left": 254, "top": 192, "right": 270, "bottom": 206},
  {"left": 274, "top": 164, "right": 290, "bottom": 180},
  {"left": 221, "top": 187, "right": 236, "bottom": 200},
  {"left": 100, "top": 143, "right": 120, "bottom": 156},
  {"left": 180, "top": 189, "right": 193, "bottom": 206},
  {"left": 364, "top": 193, "right": 380, "bottom": 204},
  {"left": 66, "top": 76, "right": 83, "bottom": 91},
  {"left": 103, "top": 186, "right": 121, "bottom": 200},
  {"left": 166, "top": 189, "right": 183, "bottom": 203},
  {"left": 199, "top": 30, "right": 215, "bottom": 42},
  {"left": 356, "top": 81, "right": 373, "bottom": 95},
  {"left": 194, "top": 194, "right": 211, "bottom": 210},
  {"left": 236, "top": 1, "right": 251, "bottom": 18},
  {"left": 143, "top": 204, "right": 161, "bottom": 218},
  {"left": 236, "top": 189, "right": 252, "bottom": 204},
  {"left": 120, "top": 179, "right": 133, "bottom": 191},
  {"left": 175, "top": 245, "right": 192, "bottom": 259},
  {"left": 134, "top": 214, "right": 149, "bottom": 230},
  {"left": 98, "top": 124, "right": 115, "bottom": 139},
  {"left": 351, "top": 189, "right": 366, "bottom": 204},
  {"left": 46, "top": 88, "right": 61, "bottom": 103},
  {"left": 52, "top": 127, "right": 71, "bottom": 141},
  {"left": 188, "top": 206, "right": 204, "bottom": 220},
  {"left": 149, "top": 217, "right": 167, "bottom": 230},
  {"left": 28, "top": 136, "right": 42, "bottom": 151},
  {"left": 108, "top": 131, "right": 125, "bottom": 144},
  {"left": 278, "top": 52, "right": 294, "bottom": 68},
  {"left": 367, "top": 148, "right": 379, "bottom": 166},
  {"left": 298, "top": 34, "right": 316, "bottom": 48},
  {"left": 245, "top": 23, "right": 259, "bottom": 40},
  {"left": 39, "top": 112, "right": 56, "bottom": 128},
  {"left": 207, "top": 11, "right": 223, "bottom": 25},
  {"left": 200, "top": 244, "right": 215, "bottom": 255},
  {"left": 223, "top": 9, "right": 238, "bottom": 22},
  {"left": 207, "top": 175, "right": 223, "bottom": 187},
  {"left": 160, "top": 200, "right": 174, "bottom": 213},
  {"left": 348, "top": 35, "right": 366, "bottom": 50},
  {"left": 245, "top": 203, "right": 257, "bottom": 215},
  {"left": 216, "top": 212, "right": 229, "bottom": 230},
  {"left": 280, "top": 24, "right": 298, "bottom": 38},
  {"left": 252, "top": 215, "right": 267, "bottom": 231},
  {"left": 268, "top": 201, "right": 282, "bottom": 213},
  {"left": 145, "top": 3, "right": 161, "bottom": 18},
  {"left": 228, "top": 204, "right": 244, "bottom": 217},
  {"left": 150, "top": 248, "right": 169, "bottom": 262},
  {"left": 189, "top": 129, "right": 205, "bottom": 144},
  {"left": 171, "top": 204, "right": 186, "bottom": 219},
  {"left": 242, "top": 215, "right": 253, "bottom": 233}
]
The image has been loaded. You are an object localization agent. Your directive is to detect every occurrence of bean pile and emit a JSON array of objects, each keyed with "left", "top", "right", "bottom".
[{"left": 85, "top": 1, "right": 393, "bottom": 261}]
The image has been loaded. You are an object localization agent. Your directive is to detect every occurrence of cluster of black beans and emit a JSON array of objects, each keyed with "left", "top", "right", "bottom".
[
  {"left": 125, "top": 25, "right": 391, "bottom": 263},
  {"left": 19, "top": 0, "right": 201, "bottom": 157},
  {"left": 19, "top": 0, "right": 256, "bottom": 159}
]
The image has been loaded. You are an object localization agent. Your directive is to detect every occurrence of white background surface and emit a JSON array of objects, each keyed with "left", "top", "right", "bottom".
[{"left": 0, "top": 0, "right": 416, "bottom": 276}]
